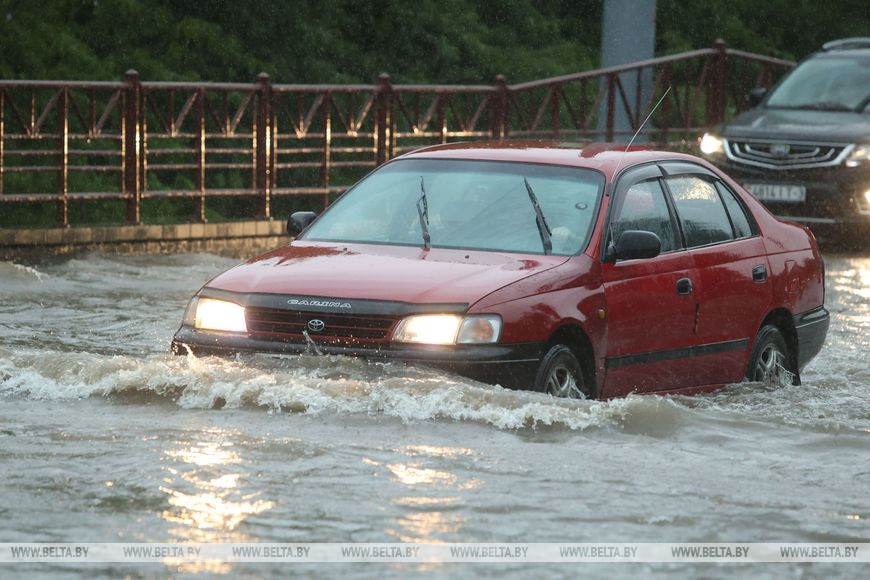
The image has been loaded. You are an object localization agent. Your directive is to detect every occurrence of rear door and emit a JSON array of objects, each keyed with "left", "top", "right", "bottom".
[
  {"left": 660, "top": 163, "right": 772, "bottom": 385},
  {"left": 601, "top": 165, "right": 700, "bottom": 397}
]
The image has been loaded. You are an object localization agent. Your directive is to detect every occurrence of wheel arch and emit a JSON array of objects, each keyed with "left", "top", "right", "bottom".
[
  {"left": 756, "top": 307, "right": 800, "bottom": 382},
  {"left": 546, "top": 322, "right": 598, "bottom": 398}
]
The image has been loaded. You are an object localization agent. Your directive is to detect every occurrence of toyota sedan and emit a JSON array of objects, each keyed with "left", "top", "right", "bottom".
[{"left": 172, "top": 142, "right": 829, "bottom": 399}]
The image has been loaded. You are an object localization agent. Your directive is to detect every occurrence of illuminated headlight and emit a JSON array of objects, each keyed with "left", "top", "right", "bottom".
[
  {"left": 392, "top": 314, "right": 501, "bottom": 345},
  {"left": 185, "top": 297, "right": 247, "bottom": 333},
  {"left": 699, "top": 133, "right": 724, "bottom": 156},
  {"left": 846, "top": 144, "right": 870, "bottom": 167}
]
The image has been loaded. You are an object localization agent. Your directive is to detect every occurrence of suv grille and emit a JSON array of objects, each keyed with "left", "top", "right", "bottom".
[
  {"left": 245, "top": 306, "right": 397, "bottom": 343},
  {"left": 725, "top": 139, "right": 853, "bottom": 170}
]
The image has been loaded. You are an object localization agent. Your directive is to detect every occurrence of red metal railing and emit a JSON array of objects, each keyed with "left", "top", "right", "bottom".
[{"left": 0, "top": 40, "right": 794, "bottom": 228}]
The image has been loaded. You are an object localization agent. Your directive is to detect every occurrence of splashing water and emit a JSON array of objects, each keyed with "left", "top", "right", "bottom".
[{"left": 0, "top": 252, "right": 867, "bottom": 577}]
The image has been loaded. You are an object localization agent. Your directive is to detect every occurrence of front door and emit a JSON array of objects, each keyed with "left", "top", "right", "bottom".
[{"left": 600, "top": 166, "right": 699, "bottom": 397}]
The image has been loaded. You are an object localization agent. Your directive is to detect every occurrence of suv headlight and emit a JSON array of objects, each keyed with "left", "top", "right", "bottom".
[
  {"left": 846, "top": 144, "right": 870, "bottom": 167},
  {"left": 699, "top": 133, "right": 724, "bottom": 156},
  {"left": 392, "top": 314, "right": 502, "bottom": 345},
  {"left": 184, "top": 297, "right": 248, "bottom": 333}
]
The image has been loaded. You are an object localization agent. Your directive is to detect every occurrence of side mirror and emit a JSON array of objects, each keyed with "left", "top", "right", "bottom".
[
  {"left": 610, "top": 230, "right": 661, "bottom": 261},
  {"left": 288, "top": 211, "right": 317, "bottom": 236},
  {"left": 748, "top": 87, "right": 767, "bottom": 107}
]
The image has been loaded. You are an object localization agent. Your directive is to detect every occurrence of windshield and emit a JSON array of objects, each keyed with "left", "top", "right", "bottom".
[
  {"left": 766, "top": 55, "right": 870, "bottom": 111},
  {"left": 303, "top": 158, "right": 604, "bottom": 256}
]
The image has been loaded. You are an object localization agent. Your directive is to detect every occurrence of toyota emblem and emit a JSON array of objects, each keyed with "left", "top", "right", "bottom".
[{"left": 307, "top": 319, "right": 326, "bottom": 332}]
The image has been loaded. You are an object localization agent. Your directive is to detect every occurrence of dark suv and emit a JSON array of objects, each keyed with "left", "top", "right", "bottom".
[{"left": 699, "top": 38, "right": 870, "bottom": 241}]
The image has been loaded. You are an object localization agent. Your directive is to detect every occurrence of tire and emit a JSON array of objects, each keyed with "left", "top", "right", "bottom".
[
  {"left": 534, "top": 344, "right": 592, "bottom": 399},
  {"left": 746, "top": 325, "right": 796, "bottom": 386}
]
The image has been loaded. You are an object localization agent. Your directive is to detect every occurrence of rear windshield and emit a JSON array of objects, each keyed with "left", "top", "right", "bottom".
[
  {"left": 303, "top": 158, "right": 605, "bottom": 256},
  {"left": 766, "top": 55, "right": 870, "bottom": 111}
]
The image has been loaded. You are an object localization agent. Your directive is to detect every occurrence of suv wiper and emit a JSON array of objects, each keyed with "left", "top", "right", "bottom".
[
  {"left": 791, "top": 101, "right": 853, "bottom": 112},
  {"left": 417, "top": 176, "right": 431, "bottom": 249},
  {"left": 523, "top": 177, "right": 552, "bottom": 255}
]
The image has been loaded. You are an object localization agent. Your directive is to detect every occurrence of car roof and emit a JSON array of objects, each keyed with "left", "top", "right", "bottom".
[
  {"left": 821, "top": 37, "right": 870, "bottom": 52},
  {"left": 398, "top": 141, "right": 704, "bottom": 179}
]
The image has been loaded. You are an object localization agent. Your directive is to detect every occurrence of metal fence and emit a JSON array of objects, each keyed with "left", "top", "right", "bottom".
[{"left": 0, "top": 39, "right": 794, "bottom": 227}]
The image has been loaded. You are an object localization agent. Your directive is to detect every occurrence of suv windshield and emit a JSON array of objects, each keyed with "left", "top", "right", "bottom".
[
  {"left": 303, "top": 158, "right": 604, "bottom": 256},
  {"left": 766, "top": 55, "right": 870, "bottom": 111}
]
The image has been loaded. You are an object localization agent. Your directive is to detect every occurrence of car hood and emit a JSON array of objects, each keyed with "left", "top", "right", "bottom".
[
  {"left": 722, "top": 107, "right": 870, "bottom": 143},
  {"left": 205, "top": 241, "right": 571, "bottom": 307}
]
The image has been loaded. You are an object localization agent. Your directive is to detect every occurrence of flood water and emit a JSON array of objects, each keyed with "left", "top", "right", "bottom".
[{"left": 0, "top": 252, "right": 868, "bottom": 577}]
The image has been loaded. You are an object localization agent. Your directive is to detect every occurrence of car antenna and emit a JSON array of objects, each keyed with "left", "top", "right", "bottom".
[
  {"left": 607, "top": 84, "right": 672, "bottom": 196},
  {"left": 605, "top": 85, "right": 671, "bottom": 260}
]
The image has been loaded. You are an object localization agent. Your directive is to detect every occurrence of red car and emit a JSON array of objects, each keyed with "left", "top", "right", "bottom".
[{"left": 172, "top": 142, "right": 829, "bottom": 399}]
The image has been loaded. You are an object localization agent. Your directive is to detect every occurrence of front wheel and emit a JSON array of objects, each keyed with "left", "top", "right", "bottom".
[
  {"left": 534, "top": 345, "right": 592, "bottom": 399},
  {"left": 746, "top": 325, "right": 796, "bottom": 386}
]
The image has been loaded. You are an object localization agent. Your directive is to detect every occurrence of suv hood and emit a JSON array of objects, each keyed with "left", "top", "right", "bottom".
[
  {"left": 206, "top": 241, "right": 570, "bottom": 306},
  {"left": 723, "top": 107, "right": 870, "bottom": 143}
]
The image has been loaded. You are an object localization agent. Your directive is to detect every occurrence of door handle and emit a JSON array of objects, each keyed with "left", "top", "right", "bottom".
[
  {"left": 676, "top": 277, "right": 693, "bottom": 295},
  {"left": 752, "top": 265, "right": 767, "bottom": 283}
]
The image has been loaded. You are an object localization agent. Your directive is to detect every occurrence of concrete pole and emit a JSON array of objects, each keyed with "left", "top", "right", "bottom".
[{"left": 597, "top": 0, "right": 657, "bottom": 142}]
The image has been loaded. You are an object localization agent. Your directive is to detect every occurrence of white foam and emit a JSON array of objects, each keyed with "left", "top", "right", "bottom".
[{"left": 0, "top": 348, "right": 690, "bottom": 432}]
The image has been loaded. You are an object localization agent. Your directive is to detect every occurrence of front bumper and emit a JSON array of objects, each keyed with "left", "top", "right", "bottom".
[{"left": 171, "top": 326, "right": 545, "bottom": 387}]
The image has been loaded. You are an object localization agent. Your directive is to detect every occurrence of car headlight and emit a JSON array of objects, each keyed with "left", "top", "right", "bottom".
[
  {"left": 699, "top": 133, "right": 724, "bottom": 156},
  {"left": 186, "top": 297, "right": 247, "bottom": 333},
  {"left": 846, "top": 144, "right": 870, "bottom": 167},
  {"left": 392, "top": 314, "right": 501, "bottom": 345}
]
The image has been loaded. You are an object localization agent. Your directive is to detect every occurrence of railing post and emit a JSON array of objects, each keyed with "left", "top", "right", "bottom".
[
  {"left": 375, "top": 73, "right": 392, "bottom": 166},
  {"left": 123, "top": 69, "right": 141, "bottom": 225},
  {"left": 659, "top": 64, "right": 673, "bottom": 144},
  {"left": 606, "top": 73, "right": 616, "bottom": 141},
  {"left": 57, "top": 87, "right": 69, "bottom": 227},
  {"left": 551, "top": 84, "right": 561, "bottom": 139},
  {"left": 437, "top": 95, "right": 447, "bottom": 144},
  {"left": 709, "top": 38, "right": 727, "bottom": 127},
  {"left": 321, "top": 92, "right": 331, "bottom": 210},
  {"left": 491, "top": 74, "right": 508, "bottom": 140},
  {"left": 255, "top": 72, "right": 272, "bottom": 219},
  {"left": 193, "top": 88, "right": 206, "bottom": 222},
  {"left": 0, "top": 89, "right": 4, "bottom": 196}
]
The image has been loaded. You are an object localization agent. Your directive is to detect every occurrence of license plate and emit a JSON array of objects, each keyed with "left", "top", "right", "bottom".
[{"left": 743, "top": 183, "right": 806, "bottom": 203}]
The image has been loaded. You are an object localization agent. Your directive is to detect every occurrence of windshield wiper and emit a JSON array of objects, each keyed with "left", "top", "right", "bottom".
[
  {"left": 523, "top": 177, "right": 552, "bottom": 255},
  {"left": 417, "top": 176, "right": 431, "bottom": 249},
  {"left": 790, "top": 101, "right": 853, "bottom": 112}
]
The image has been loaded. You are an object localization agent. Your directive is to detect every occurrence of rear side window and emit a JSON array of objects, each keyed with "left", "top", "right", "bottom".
[
  {"left": 611, "top": 179, "right": 678, "bottom": 253},
  {"left": 666, "top": 176, "right": 733, "bottom": 247},
  {"left": 715, "top": 182, "right": 754, "bottom": 238}
]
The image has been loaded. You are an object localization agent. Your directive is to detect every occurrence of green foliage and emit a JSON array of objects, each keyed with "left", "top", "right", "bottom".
[{"left": 3, "top": 0, "right": 864, "bottom": 85}]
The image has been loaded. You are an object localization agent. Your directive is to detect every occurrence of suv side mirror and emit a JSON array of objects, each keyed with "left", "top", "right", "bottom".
[
  {"left": 610, "top": 230, "right": 661, "bottom": 261},
  {"left": 288, "top": 211, "right": 317, "bottom": 236},
  {"left": 748, "top": 87, "right": 768, "bottom": 107}
]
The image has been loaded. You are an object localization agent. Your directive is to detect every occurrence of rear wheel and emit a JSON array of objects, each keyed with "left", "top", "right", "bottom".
[
  {"left": 746, "top": 325, "right": 796, "bottom": 386},
  {"left": 534, "top": 344, "right": 591, "bottom": 399}
]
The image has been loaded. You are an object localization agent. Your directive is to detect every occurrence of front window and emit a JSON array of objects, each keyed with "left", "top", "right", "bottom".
[
  {"left": 303, "top": 159, "right": 605, "bottom": 256},
  {"left": 610, "top": 179, "right": 678, "bottom": 253},
  {"left": 766, "top": 55, "right": 870, "bottom": 111}
]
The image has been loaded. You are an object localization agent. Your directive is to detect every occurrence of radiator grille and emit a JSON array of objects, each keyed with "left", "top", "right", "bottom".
[
  {"left": 725, "top": 140, "right": 851, "bottom": 169},
  {"left": 245, "top": 307, "right": 397, "bottom": 343}
]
